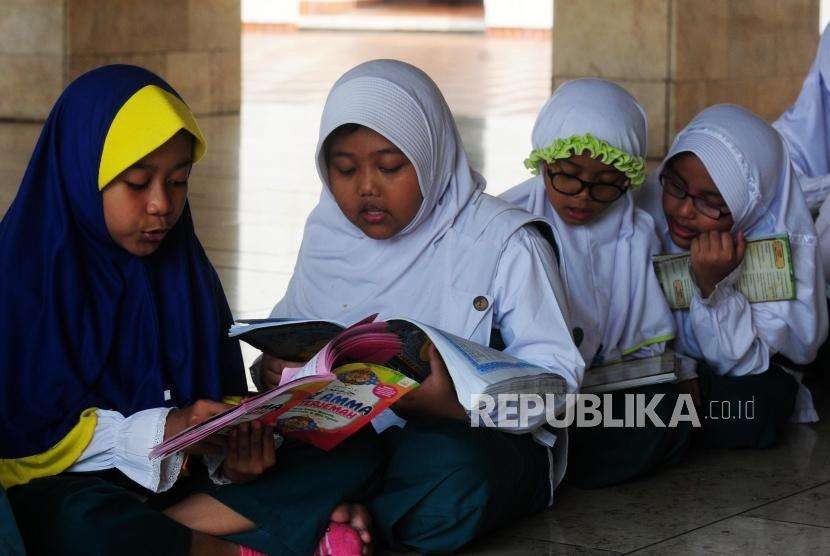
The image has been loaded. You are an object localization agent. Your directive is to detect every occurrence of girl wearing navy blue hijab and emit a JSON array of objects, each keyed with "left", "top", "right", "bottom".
[
  {"left": 1, "top": 65, "right": 384, "bottom": 556},
  {"left": 0, "top": 63, "right": 259, "bottom": 553}
]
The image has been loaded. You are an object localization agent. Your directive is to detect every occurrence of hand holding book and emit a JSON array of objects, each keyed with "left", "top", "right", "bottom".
[
  {"left": 223, "top": 420, "right": 277, "bottom": 484},
  {"left": 164, "top": 399, "right": 235, "bottom": 455},
  {"left": 260, "top": 354, "right": 304, "bottom": 390},
  {"left": 391, "top": 344, "right": 466, "bottom": 421},
  {"left": 690, "top": 230, "right": 746, "bottom": 297},
  {"left": 653, "top": 234, "right": 795, "bottom": 309}
]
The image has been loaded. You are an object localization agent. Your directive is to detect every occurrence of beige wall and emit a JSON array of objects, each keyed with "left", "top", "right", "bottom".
[
  {"left": 0, "top": 0, "right": 240, "bottom": 120},
  {"left": 553, "top": 0, "right": 820, "bottom": 159},
  {"left": 0, "top": 0, "right": 64, "bottom": 120}
]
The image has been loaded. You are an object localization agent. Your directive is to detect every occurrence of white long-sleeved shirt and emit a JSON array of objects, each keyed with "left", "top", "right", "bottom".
[
  {"left": 255, "top": 224, "right": 584, "bottom": 432},
  {"left": 68, "top": 408, "right": 183, "bottom": 492},
  {"left": 492, "top": 226, "right": 584, "bottom": 399},
  {"left": 668, "top": 252, "right": 824, "bottom": 422},
  {"left": 773, "top": 24, "right": 830, "bottom": 213},
  {"left": 368, "top": 225, "right": 583, "bottom": 435}
]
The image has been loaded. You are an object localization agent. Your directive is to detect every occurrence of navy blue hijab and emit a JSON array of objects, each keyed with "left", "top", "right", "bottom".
[{"left": 0, "top": 65, "right": 245, "bottom": 458}]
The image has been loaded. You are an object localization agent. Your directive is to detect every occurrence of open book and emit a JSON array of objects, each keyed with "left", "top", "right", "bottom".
[
  {"left": 653, "top": 234, "right": 795, "bottom": 310},
  {"left": 582, "top": 351, "right": 678, "bottom": 393},
  {"left": 233, "top": 314, "right": 567, "bottom": 409},
  {"left": 150, "top": 316, "right": 417, "bottom": 458},
  {"left": 150, "top": 315, "right": 566, "bottom": 459}
]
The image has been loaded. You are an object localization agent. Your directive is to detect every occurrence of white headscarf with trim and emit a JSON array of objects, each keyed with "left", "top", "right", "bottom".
[{"left": 502, "top": 79, "right": 675, "bottom": 364}]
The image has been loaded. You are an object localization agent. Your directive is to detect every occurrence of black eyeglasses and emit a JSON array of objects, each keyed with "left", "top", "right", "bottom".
[
  {"left": 545, "top": 169, "right": 629, "bottom": 203},
  {"left": 659, "top": 173, "right": 731, "bottom": 220}
]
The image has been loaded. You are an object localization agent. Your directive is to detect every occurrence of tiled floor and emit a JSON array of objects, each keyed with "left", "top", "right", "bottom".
[
  {"left": 476, "top": 407, "right": 830, "bottom": 554},
  {"left": 294, "top": 0, "right": 487, "bottom": 32},
  {"left": 1, "top": 29, "right": 828, "bottom": 555}
]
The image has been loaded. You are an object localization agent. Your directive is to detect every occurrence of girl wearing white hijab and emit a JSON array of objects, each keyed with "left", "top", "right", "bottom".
[
  {"left": 638, "top": 104, "right": 828, "bottom": 448},
  {"left": 774, "top": 23, "right": 830, "bottom": 282},
  {"left": 502, "top": 79, "right": 688, "bottom": 488},
  {"left": 263, "top": 60, "right": 584, "bottom": 553}
]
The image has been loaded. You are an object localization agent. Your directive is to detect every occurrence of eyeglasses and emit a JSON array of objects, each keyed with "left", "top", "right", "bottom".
[
  {"left": 659, "top": 173, "right": 731, "bottom": 220},
  {"left": 545, "top": 169, "right": 629, "bottom": 203}
]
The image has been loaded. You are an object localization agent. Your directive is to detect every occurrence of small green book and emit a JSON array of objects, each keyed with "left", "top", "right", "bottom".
[{"left": 653, "top": 234, "right": 796, "bottom": 310}]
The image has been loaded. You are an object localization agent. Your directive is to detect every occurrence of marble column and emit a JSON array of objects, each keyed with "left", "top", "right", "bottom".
[
  {"left": 553, "top": 0, "right": 819, "bottom": 158},
  {"left": 0, "top": 0, "right": 240, "bottom": 120}
]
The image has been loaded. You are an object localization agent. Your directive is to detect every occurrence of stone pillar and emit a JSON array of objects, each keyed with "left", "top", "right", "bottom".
[
  {"left": 0, "top": 0, "right": 240, "bottom": 120},
  {"left": 553, "top": 0, "right": 819, "bottom": 159},
  {"left": 0, "top": 0, "right": 64, "bottom": 120}
]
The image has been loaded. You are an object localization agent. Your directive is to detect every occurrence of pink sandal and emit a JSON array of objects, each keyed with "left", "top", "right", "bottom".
[
  {"left": 314, "top": 521, "right": 365, "bottom": 556},
  {"left": 239, "top": 546, "right": 267, "bottom": 556}
]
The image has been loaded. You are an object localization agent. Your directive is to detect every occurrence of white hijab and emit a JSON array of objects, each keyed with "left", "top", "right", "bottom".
[
  {"left": 773, "top": 24, "right": 830, "bottom": 188},
  {"left": 639, "top": 104, "right": 828, "bottom": 362},
  {"left": 502, "top": 79, "right": 675, "bottom": 365},
  {"left": 773, "top": 24, "right": 830, "bottom": 280},
  {"left": 273, "top": 59, "right": 529, "bottom": 338}
]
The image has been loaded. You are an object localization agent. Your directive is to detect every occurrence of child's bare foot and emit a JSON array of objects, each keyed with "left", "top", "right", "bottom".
[{"left": 328, "top": 503, "right": 373, "bottom": 555}]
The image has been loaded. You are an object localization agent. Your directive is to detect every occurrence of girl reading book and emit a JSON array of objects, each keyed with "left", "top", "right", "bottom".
[
  {"left": 501, "top": 78, "right": 689, "bottom": 488},
  {"left": 637, "top": 104, "right": 829, "bottom": 448},
  {"left": 0, "top": 65, "right": 379, "bottom": 556},
  {"left": 252, "top": 59, "right": 585, "bottom": 553}
]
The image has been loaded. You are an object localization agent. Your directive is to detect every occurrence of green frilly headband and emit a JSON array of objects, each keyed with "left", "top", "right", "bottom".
[{"left": 523, "top": 133, "right": 646, "bottom": 187}]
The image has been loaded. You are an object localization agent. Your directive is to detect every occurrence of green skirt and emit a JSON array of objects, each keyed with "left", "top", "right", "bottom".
[
  {"left": 8, "top": 430, "right": 383, "bottom": 556},
  {"left": 8, "top": 422, "right": 553, "bottom": 555},
  {"left": 1, "top": 486, "right": 24, "bottom": 556},
  {"left": 695, "top": 363, "right": 798, "bottom": 449},
  {"left": 568, "top": 382, "right": 691, "bottom": 489},
  {"left": 368, "top": 420, "right": 552, "bottom": 554}
]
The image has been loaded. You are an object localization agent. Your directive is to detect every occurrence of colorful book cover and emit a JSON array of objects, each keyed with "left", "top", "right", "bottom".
[{"left": 277, "top": 363, "right": 419, "bottom": 450}]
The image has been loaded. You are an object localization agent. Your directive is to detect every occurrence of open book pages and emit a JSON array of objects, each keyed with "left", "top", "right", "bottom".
[
  {"left": 150, "top": 362, "right": 417, "bottom": 459},
  {"left": 582, "top": 351, "right": 678, "bottom": 393},
  {"left": 151, "top": 317, "right": 416, "bottom": 458},
  {"left": 408, "top": 319, "right": 567, "bottom": 409},
  {"left": 231, "top": 315, "right": 567, "bottom": 413},
  {"left": 229, "top": 318, "right": 349, "bottom": 363},
  {"left": 653, "top": 234, "right": 795, "bottom": 310}
]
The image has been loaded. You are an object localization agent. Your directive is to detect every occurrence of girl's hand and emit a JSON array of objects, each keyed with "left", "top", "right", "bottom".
[
  {"left": 392, "top": 344, "right": 467, "bottom": 421},
  {"left": 222, "top": 420, "right": 277, "bottom": 484},
  {"left": 690, "top": 230, "right": 746, "bottom": 298},
  {"left": 261, "top": 354, "right": 305, "bottom": 390},
  {"left": 165, "top": 399, "right": 233, "bottom": 454}
]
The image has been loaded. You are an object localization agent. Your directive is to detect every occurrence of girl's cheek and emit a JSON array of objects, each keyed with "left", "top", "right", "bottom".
[{"left": 329, "top": 183, "right": 354, "bottom": 216}]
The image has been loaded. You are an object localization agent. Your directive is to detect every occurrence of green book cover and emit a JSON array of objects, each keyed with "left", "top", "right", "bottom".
[{"left": 653, "top": 234, "right": 796, "bottom": 310}]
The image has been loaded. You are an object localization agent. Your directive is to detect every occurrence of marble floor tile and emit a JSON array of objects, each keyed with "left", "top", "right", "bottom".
[
  {"left": 496, "top": 416, "right": 830, "bottom": 553},
  {"left": 459, "top": 535, "right": 620, "bottom": 556},
  {"left": 630, "top": 515, "right": 830, "bottom": 555},
  {"left": 745, "top": 482, "right": 830, "bottom": 529}
]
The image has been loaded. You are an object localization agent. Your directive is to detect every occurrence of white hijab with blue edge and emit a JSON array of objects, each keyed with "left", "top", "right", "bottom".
[{"left": 502, "top": 78, "right": 675, "bottom": 366}]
